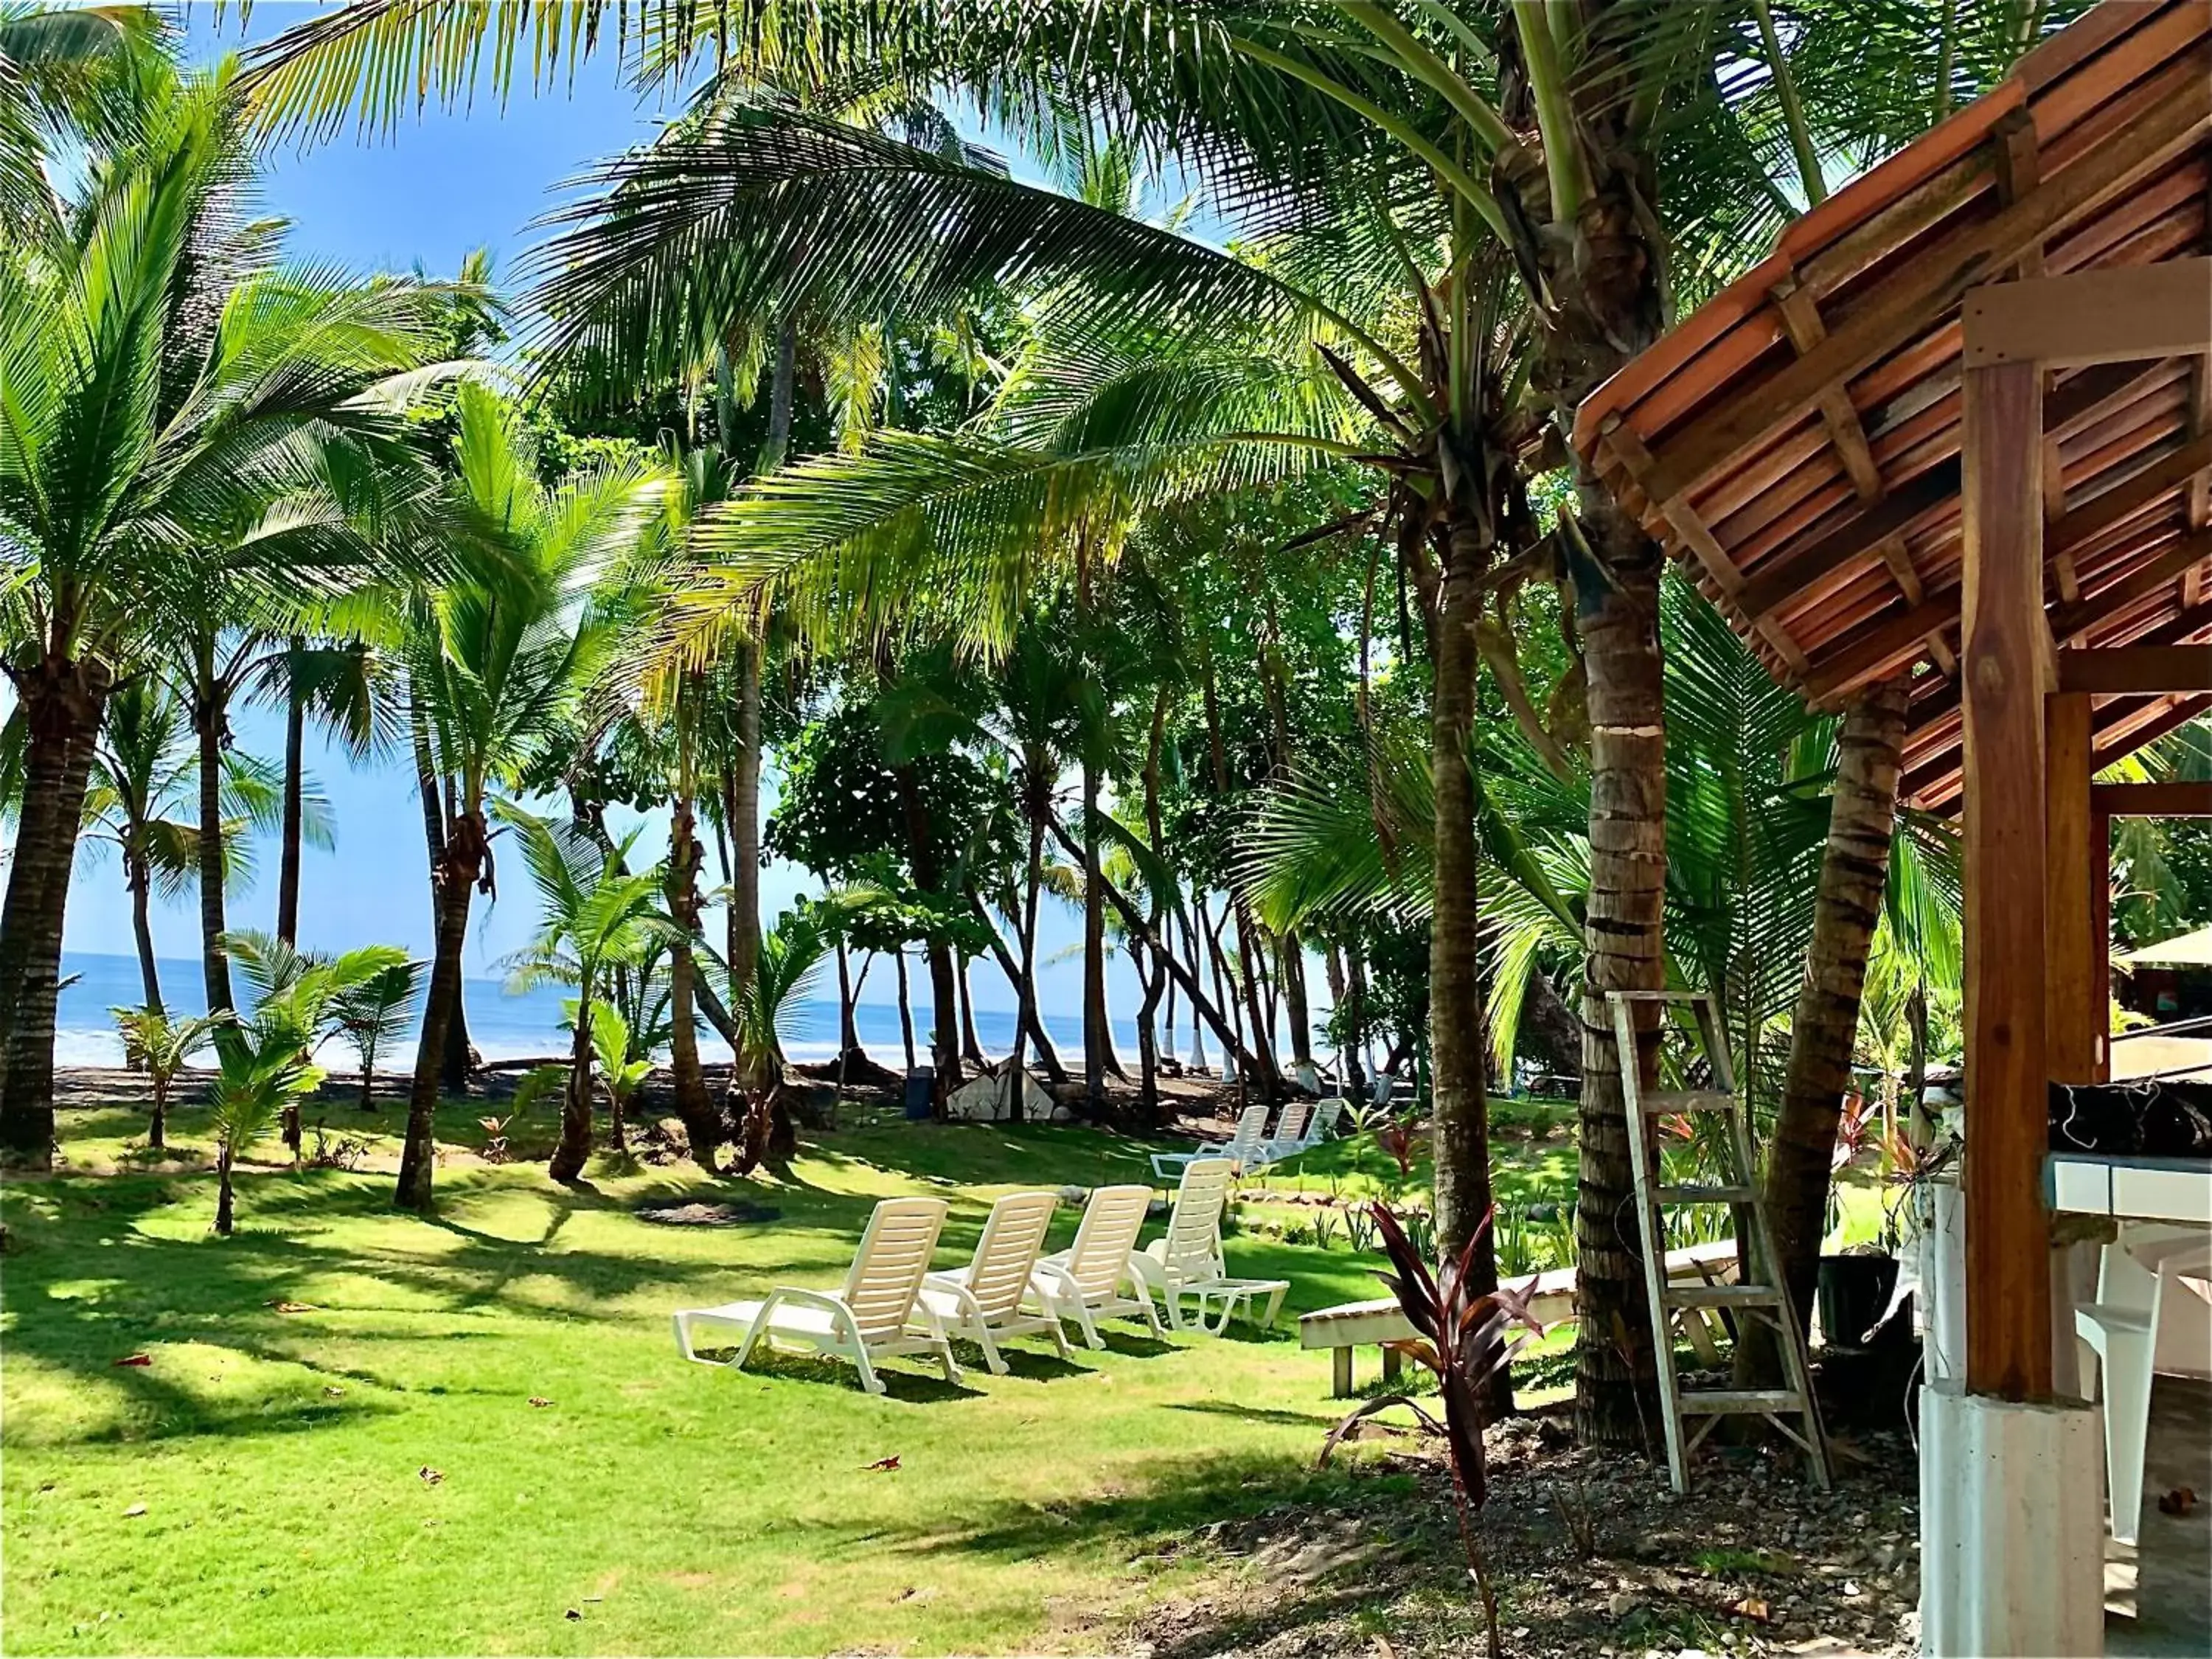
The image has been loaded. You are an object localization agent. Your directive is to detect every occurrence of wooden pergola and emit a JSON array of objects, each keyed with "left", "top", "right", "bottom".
[{"left": 1573, "top": 3, "right": 2211, "bottom": 1652}]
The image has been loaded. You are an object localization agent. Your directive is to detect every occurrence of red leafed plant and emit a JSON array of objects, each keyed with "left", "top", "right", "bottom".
[
  {"left": 1375, "top": 1119, "right": 1418, "bottom": 1178},
  {"left": 1318, "top": 1203, "right": 1544, "bottom": 1658}
]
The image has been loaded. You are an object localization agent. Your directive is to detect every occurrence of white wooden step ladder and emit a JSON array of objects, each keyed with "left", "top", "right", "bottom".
[{"left": 1607, "top": 990, "right": 1831, "bottom": 1495}]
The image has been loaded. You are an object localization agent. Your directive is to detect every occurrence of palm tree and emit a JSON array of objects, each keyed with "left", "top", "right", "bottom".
[
  {"left": 240, "top": 0, "right": 2084, "bottom": 1440},
  {"left": 205, "top": 941, "right": 404, "bottom": 1232},
  {"left": 109, "top": 1004, "right": 226, "bottom": 1151},
  {"left": 393, "top": 382, "right": 669, "bottom": 1210},
  {"left": 0, "top": 58, "right": 442, "bottom": 1166},
  {"left": 329, "top": 956, "right": 427, "bottom": 1111},
  {"left": 496, "top": 804, "right": 677, "bottom": 1184},
  {"left": 729, "top": 892, "right": 877, "bottom": 1171}
]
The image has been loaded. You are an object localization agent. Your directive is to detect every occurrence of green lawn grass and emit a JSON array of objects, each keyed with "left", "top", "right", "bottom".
[
  {"left": 3, "top": 1099, "right": 1425, "bottom": 1656},
  {"left": 1, "top": 1093, "right": 1899, "bottom": 1655}
]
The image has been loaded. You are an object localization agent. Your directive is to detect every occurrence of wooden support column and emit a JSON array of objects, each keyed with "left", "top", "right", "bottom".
[
  {"left": 2093, "top": 804, "right": 2112, "bottom": 1085},
  {"left": 2045, "top": 693, "right": 2098, "bottom": 1085},
  {"left": 1960, "top": 358, "right": 2053, "bottom": 1402}
]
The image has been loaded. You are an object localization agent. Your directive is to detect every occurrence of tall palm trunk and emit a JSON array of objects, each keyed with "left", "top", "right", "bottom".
[
  {"left": 1201, "top": 650, "right": 1281, "bottom": 1097},
  {"left": 0, "top": 655, "right": 110, "bottom": 1166},
  {"left": 1281, "top": 933, "right": 1313, "bottom": 1079},
  {"left": 191, "top": 650, "right": 233, "bottom": 1015},
  {"left": 215, "top": 1143, "right": 237, "bottom": 1235},
  {"left": 1429, "top": 554, "right": 1498, "bottom": 1284},
  {"left": 1080, "top": 755, "right": 1116, "bottom": 1108},
  {"left": 894, "top": 762, "right": 963, "bottom": 1093},
  {"left": 958, "top": 962, "right": 985, "bottom": 1066},
  {"left": 1570, "top": 521, "right": 1669, "bottom": 1447},
  {"left": 1008, "top": 804, "right": 1047, "bottom": 1121},
  {"left": 128, "top": 850, "right": 164, "bottom": 1015},
  {"left": 729, "top": 644, "right": 763, "bottom": 1074},
  {"left": 836, "top": 943, "right": 864, "bottom": 1059},
  {"left": 549, "top": 966, "right": 596, "bottom": 1183},
  {"left": 276, "top": 641, "right": 306, "bottom": 945},
  {"left": 1183, "top": 891, "right": 1208, "bottom": 1071},
  {"left": 1740, "top": 679, "right": 1909, "bottom": 1382},
  {"left": 894, "top": 950, "right": 917, "bottom": 1071},
  {"left": 409, "top": 691, "right": 470, "bottom": 1089},
  {"left": 666, "top": 787, "right": 720, "bottom": 1171},
  {"left": 397, "top": 807, "right": 485, "bottom": 1212}
]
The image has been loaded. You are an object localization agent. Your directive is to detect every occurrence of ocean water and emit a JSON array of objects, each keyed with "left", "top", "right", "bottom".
[{"left": 55, "top": 950, "right": 1139, "bottom": 1072}]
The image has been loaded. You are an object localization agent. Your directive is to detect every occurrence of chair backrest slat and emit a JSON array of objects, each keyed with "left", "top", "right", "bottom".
[
  {"left": 1224, "top": 1101, "right": 1269, "bottom": 1158},
  {"left": 1272, "top": 1102, "right": 1312, "bottom": 1147},
  {"left": 1064, "top": 1184, "right": 1153, "bottom": 1298},
  {"left": 1159, "top": 1158, "right": 1234, "bottom": 1276},
  {"left": 842, "top": 1197, "right": 950, "bottom": 1340},
  {"left": 962, "top": 1190, "right": 1060, "bottom": 1318},
  {"left": 1308, "top": 1098, "right": 1346, "bottom": 1141}
]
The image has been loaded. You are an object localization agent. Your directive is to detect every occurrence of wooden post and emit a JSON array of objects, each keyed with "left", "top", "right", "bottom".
[
  {"left": 2046, "top": 693, "right": 2097, "bottom": 1085},
  {"left": 1960, "top": 359, "right": 2053, "bottom": 1402},
  {"left": 2092, "top": 805, "right": 2111, "bottom": 1084}
]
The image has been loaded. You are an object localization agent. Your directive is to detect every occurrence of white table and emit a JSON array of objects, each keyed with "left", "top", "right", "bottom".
[{"left": 2047, "top": 1153, "right": 2212, "bottom": 1225}]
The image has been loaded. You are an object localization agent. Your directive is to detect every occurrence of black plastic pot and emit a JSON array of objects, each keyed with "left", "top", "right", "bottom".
[{"left": 1817, "top": 1251, "right": 1899, "bottom": 1349}]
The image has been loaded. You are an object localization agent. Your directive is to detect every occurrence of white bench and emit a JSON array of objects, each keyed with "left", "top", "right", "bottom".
[{"left": 1299, "top": 1238, "right": 1742, "bottom": 1396}]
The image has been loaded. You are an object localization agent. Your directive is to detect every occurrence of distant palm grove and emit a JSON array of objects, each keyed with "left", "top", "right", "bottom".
[{"left": 7, "top": 0, "right": 2191, "bottom": 1475}]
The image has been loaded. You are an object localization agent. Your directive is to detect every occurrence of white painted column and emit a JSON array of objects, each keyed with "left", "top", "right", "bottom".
[{"left": 1919, "top": 1380, "right": 2105, "bottom": 1658}]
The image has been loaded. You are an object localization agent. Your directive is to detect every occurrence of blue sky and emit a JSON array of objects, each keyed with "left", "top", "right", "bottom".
[{"left": 59, "top": 5, "right": 1174, "bottom": 1033}]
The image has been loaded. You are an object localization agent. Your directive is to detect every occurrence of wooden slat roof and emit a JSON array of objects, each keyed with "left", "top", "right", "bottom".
[{"left": 1572, "top": 0, "right": 2212, "bottom": 811}]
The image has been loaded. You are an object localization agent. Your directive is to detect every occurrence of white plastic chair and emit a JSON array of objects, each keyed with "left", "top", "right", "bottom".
[
  {"left": 1266, "top": 1097, "right": 1349, "bottom": 1164},
  {"left": 672, "top": 1196, "right": 958, "bottom": 1394},
  {"left": 1028, "top": 1183, "right": 1162, "bottom": 1348},
  {"left": 1151, "top": 1102, "right": 1270, "bottom": 1181},
  {"left": 1259, "top": 1101, "right": 1312, "bottom": 1164},
  {"left": 2074, "top": 1223, "right": 2212, "bottom": 1544},
  {"left": 1130, "top": 1157, "right": 1290, "bottom": 1332},
  {"left": 916, "top": 1189, "right": 1070, "bottom": 1372}
]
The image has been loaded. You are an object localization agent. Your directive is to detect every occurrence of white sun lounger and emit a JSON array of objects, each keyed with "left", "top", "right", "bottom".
[
  {"left": 672, "top": 1195, "right": 958, "bottom": 1394},
  {"left": 916, "top": 1189, "right": 1070, "bottom": 1372},
  {"left": 1150, "top": 1102, "right": 1270, "bottom": 1181},
  {"left": 1259, "top": 1101, "right": 1312, "bottom": 1164},
  {"left": 1130, "top": 1157, "right": 1290, "bottom": 1332},
  {"left": 1028, "top": 1183, "right": 1162, "bottom": 1348}
]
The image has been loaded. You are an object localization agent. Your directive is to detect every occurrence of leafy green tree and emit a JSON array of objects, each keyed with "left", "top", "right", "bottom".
[
  {"left": 496, "top": 804, "right": 678, "bottom": 1183},
  {"left": 329, "top": 957, "right": 428, "bottom": 1112},
  {"left": 206, "top": 942, "right": 406, "bottom": 1233},
  {"left": 109, "top": 1004, "right": 226, "bottom": 1151},
  {"left": 394, "top": 383, "right": 669, "bottom": 1210},
  {"left": 0, "top": 59, "right": 441, "bottom": 1164}
]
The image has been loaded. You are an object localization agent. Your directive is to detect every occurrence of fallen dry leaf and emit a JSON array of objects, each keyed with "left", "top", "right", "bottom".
[
  {"left": 417, "top": 1467, "right": 444, "bottom": 1485},
  {"left": 862, "top": 1455, "right": 902, "bottom": 1472},
  {"left": 112, "top": 1353, "right": 151, "bottom": 1368},
  {"left": 2157, "top": 1485, "right": 2198, "bottom": 1517},
  {"left": 122, "top": 1503, "right": 147, "bottom": 1518},
  {"left": 564, "top": 1609, "right": 582, "bottom": 1621},
  {"left": 323, "top": 1385, "right": 345, "bottom": 1398},
  {"left": 1731, "top": 1596, "right": 1773, "bottom": 1624},
  {"left": 527, "top": 1397, "right": 554, "bottom": 1408},
  {"left": 267, "top": 1300, "right": 316, "bottom": 1314}
]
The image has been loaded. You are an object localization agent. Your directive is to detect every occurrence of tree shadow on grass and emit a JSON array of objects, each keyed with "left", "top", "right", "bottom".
[
  {"left": 696, "top": 1346, "right": 984, "bottom": 1403},
  {"left": 987, "top": 1347, "right": 1091, "bottom": 1382},
  {"left": 1165, "top": 1399, "right": 1345, "bottom": 1430}
]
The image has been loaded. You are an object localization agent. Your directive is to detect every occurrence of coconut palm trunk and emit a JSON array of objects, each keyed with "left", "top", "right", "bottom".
[
  {"left": 1081, "top": 755, "right": 1115, "bottom": 1108},
  {"left": 1007, "top": 805, "right": 1047, "bottom": 1121},
  {"left": 550, "top": 966, "right": 597, "bottom": 1182},
  {"left": 215, "top": 1143, "right": 237, "bottom": 1235},
  {"left": 398, "top": 809, "right": 485, "bottom": 1211},
  {"left": 0, "top": 662, "right": 110, "bottom": 1166},
  {"left": 1429, "top": 555, "right": 1498, "bottom": 1289},
  {"left": 1740, "top": 679, "right": 1910, "bottom": 1382},
  {"left": 276, "top": 642, "right": 306, "bottom": 945},
  {"left": 129, "top": 852, "right": 164, "bottom": 1015},
  {"left": 894, "top": 761, "right": 963, "bottom": 1093},
  {"left": 409, "top": 692, "right": 472, "bottom": 1090},
  {"left": 1569, "top": 515, "right": 1669, "bottom": 1448},
  {"left": 192, "top": 655, "right": 234, "bottom": 1015},
  {"left": 729, "top": 642, "right": 763, "bottom": 1068},
  {"left": 666, "top": 789, "right": 720, "bottom": 1170}
]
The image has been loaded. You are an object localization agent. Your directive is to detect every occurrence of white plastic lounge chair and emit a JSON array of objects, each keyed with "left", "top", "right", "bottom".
[
  {"left": 915, "top": 1189, "right": 1070, "bottom": 1372},
  {"left": 1259, "top": 1101, "right": 1312, "bottom": 1163},
  {"left": 672, "top": 1196, "right": 958, "bottom": 1394},
  {"left": 1266, "top": 1096, "right": 1349, "bottom": 1164},
  {"left": 1150, "top": 1102, "right": 1270, "bottom": 1181},
  {"left": 1028, "top": 1183, "right": 1162, "bottom": 1348},
  {"left": 1130, "top": 1157, "right": 1290, "bottom": 1333},
  {"left": 2075, "top": 1223, "right": 2212, "bottom": 1543}
]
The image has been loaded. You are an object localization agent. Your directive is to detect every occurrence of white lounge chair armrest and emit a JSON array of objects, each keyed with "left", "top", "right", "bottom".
[
  {"left": 759, "top": 1286, "right": 860, "bottom": 1333},
  {"left": 920, "top": 1271, "right": 987, "bottom": 1318}
]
